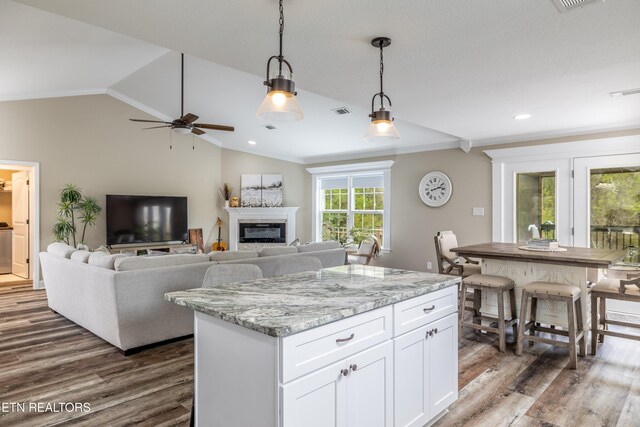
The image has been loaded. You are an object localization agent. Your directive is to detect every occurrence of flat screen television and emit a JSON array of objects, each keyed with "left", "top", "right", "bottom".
[{"left": 106, "top": 195, "right": 188, "bottom": 246}]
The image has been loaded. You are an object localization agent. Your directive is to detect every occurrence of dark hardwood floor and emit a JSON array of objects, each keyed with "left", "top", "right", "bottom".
[
  {"left": 0, "top": 284, "right": 193, "bottom": 426},
  {"left": 1, "top": 283, "right": 639, "bottom": 426}
]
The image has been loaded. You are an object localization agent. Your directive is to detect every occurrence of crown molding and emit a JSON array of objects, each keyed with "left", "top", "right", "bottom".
[{"left": 0, "top": 88, "right": 107, "bottom": 102}]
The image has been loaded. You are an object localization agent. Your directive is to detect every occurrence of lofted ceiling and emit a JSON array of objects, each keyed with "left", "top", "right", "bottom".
[
  {"left": 5, "top": 0, "right": 640, "bottom": 163},
  {"left": 0, "top": 0, "right": 167, "bottom": 100}
]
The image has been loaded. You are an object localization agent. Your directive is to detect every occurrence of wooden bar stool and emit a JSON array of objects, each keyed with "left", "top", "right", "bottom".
[
  {"left": 516, "top": 282, "right": 585, "bottom": 369},
  {"left": 459, "top": 274, "right": 517, "bottom": 352},
  {"left": 590, "top": 276, "right": 640, "bottom": 355}
]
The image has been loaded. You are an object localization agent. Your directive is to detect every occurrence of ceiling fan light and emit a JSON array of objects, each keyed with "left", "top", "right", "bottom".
[
  {"left": 256, "top": 89, "right": 303, "bottom": 122},
  {"left": 173, "top": 126, "right": 192, "bottom": 135}
]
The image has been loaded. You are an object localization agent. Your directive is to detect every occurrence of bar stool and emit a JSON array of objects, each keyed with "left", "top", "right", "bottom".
[
  {"left": 516, "top": 281, "right": 585, "bottom": 369},
  {"left": 590, "top": 276, "right": 640, "bottom": 356},
  {"left": 459, "top": 274, "right": 517, "bottom": 352}
]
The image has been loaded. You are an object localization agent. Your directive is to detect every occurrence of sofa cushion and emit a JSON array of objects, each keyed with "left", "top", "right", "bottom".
[
  {"left": 258, "top": 246, "right": 298, "bottom": 257},
  {"left": 209, "top": 251, "right": 259, "bottom": 262},
  {"left": 114, "top": 254, "right": 210, "bottom": 272},
  {"left": 47, "top": 243, "right": 76, "bottom": 259},
  {"left": 70, "top": 250, "right": 91, "bottom": 263},
  {"left": 88, "top": 253, "right": 131, "bottom": 270},
  {"left": 297, "top": 241, "right": 341, "bottom": 253}
]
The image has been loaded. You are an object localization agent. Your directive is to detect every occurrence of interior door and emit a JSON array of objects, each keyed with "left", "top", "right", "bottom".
[
  {"left": 502, "top": 159, "right": 572, "bottom": 245},
  {"left": 12, "top": 171, "right": 29, "bottom": 279}
]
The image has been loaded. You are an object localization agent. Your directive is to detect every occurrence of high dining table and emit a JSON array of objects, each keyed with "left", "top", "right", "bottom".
[{"left": 451, "top": 243, "right": 625, "bottom": 333}]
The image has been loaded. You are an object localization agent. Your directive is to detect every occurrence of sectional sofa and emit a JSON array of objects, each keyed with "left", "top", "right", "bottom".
[{"left": 40, "top": 242, "right": 346, "bottom": 353}]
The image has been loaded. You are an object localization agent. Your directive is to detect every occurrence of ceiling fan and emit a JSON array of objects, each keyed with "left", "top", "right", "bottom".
[{"left": 129, "top": 53, "right": 234, "bottom": 136}]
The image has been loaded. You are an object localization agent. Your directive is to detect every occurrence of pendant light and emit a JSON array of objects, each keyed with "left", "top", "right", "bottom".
[
  {"left": 256, "top": 0, "right": 303, "bottom": 122},
  {"left": 365, "top": 37, "right": 400, "bottom": 140}
]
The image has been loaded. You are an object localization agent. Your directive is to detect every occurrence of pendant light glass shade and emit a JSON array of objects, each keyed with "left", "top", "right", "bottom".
[
  {"left": 364, "top": 113, "right": 400, "bottom": 140},
  {"left": 256, "top": 68, "right": 303, "bottom": 121},
  {"left": 256, "top": 0, "right": 303, "bottom": 122}
]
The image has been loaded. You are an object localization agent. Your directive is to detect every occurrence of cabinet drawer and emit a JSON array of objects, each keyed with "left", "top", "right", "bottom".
[
  {"left": 281, "top": 306, "right": 392, "bottom": 383},
  {"left": 393, "top": 285, "right": 457, "bottom": 336}
]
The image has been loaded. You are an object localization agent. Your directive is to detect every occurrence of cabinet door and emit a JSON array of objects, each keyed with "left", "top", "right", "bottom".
[
  {"left": 428, "top": 313, "right": 458, "bottom": 417},
  {"left": 281, "top": 359, "right": 347, "bottom": 427},
  {"left": 345, "top": 341, "right": 393, "bottom": 427},
  {"left": 394, "top": 325, "right": 430, "bottom": 427}
]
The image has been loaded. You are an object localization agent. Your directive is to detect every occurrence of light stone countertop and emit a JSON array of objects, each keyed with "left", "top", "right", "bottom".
[{"left": 165, "top": 265, "right": 461, "bottom": 337}]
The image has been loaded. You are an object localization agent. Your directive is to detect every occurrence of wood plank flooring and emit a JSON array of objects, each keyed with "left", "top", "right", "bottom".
[
  {"left": 435, "top": 311, "right": 640, "bottom": 427},
  {"left": 1, "top": 284, "right": 639, "bottom": 426},
  {"left": 0, "top": 284, "right": 193, "bottom": 427}
]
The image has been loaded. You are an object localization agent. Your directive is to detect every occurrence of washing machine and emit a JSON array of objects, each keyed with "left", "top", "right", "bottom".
[{"left": 0, "top": 227, "right": 12, "bottom": 274}]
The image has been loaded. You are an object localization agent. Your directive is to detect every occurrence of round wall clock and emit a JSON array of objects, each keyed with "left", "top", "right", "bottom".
[{"left": 419, "top": 171, "right": 452, "bottom": 207}]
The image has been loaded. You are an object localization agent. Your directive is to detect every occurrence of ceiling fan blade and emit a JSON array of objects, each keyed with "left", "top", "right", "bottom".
[
  {"left": 181, "top": 113, "right": 199, "bottom": 124},
  {"left": 142, "top": 125, "right": 172, "bottom": 130},
  {"left": 130, "top": 118, "right": 172, "bottom": 124},
  {"left": 194, "top": 123, "right": 235, "bottom": 132},
  {"left": 192, "top": 128, "right": 205, "bottom": 136}
]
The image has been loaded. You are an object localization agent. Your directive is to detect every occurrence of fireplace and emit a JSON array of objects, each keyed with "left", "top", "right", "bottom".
[
  {"left": 224, "top": 207, "right": 299, "bottom": 251},
  {"left": 239, "top": 222, "right": 286, "bottom": 244}
]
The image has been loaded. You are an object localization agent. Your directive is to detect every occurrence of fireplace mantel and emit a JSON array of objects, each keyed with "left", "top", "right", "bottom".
[{"left": 224, "top": 207, "right": 300, "bottom": 251}]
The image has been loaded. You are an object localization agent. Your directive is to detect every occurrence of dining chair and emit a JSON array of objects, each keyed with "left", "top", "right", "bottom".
[
  {"left": 347, "top": 235, "right": 381, "bottom": 265},
  {"left": 202, "top": 264, "right": 263, "bottom": 288},
  {"left": 273, "top": 256, "right": 322, "bottom": 276},
  {"left": 434, "top": 231, "right": 480, "bottom": 277}
]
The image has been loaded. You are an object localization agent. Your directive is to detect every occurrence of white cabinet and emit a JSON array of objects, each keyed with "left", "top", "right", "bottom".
[
  {"left": 281, "top": 359, "right": 346, "bottom": 427},
  {"left": 394, "top": 313, "right": 458, "bottom": 427},
  {"left": 282, "top": 341, "right": 393, "bottom": 427},
  {"left": 193, "top": 286, "right": 459, "bottom": 427}
]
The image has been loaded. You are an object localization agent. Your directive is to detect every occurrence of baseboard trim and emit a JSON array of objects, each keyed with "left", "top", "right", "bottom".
[{"left": 121, "top": 334, "right": 194, "bottom": 356}]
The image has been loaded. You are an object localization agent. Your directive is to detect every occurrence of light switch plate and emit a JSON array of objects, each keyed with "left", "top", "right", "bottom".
[
  {"left": 426, "top": 261, "right": 432, "bottom": 271},
  {"left": 472, "top": 207, "right": 484, "bottom": 216}
]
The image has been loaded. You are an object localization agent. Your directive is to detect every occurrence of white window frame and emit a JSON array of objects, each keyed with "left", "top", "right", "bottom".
[
  {"left": 485, "top": 135, "right": 640, "bottom": 246},
  {"left": 306, "top": 160, "right": 394, "bottom": 252}
]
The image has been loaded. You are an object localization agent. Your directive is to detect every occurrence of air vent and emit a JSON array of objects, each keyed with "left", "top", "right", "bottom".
[
  {"left": 264, "top": 124, "right": 277, "bottom": 130},
  {"left": 610, "top": 88, "right": 640, "bottom": 98},
  {"left": 551, "top": 0, "right": 603, "bottom": 13},
  {"left": 331, "top": 107, "right": 352, "bottom": 115}
]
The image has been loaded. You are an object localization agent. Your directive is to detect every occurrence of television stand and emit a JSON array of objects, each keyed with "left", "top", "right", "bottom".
[{"left": 110, "top": 242, "right": 198, "bottom": 256}]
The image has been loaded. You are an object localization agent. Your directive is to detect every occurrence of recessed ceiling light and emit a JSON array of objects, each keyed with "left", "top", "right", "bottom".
[
  {"left": 248, "top": 140, "right": 257, "bottom": 145},
  {"left": 514, "top": 114, "right": 532, "bottom": 120}
]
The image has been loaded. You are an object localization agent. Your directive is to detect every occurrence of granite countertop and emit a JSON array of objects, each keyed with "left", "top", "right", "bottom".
[{"left": 165, "top": 265, "right": 460, "bottom": 338}]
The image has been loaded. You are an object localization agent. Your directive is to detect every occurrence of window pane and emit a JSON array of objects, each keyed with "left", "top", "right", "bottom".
[
  {"left": 352, "top": 213, "right": 384, "bottom": 247},
  {"left": 322, "top": 212, "right": 348, "bottom": 244},
  {"left": 590, "top": 167, "right": 640, "bottom": 251},
  {"left": 375, "top": 189, "right": 384, "bottom": 210},
  {"left": 516, "top": 172, "right": 556, "bottom": 243}
]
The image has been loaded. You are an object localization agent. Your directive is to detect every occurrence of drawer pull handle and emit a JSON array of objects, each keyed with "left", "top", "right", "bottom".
[
  {"left": 423, "top": 305, "right": 436, "bottom": 313},
  {"left": 350, "top": 364, "right": 358, "bottom": 372},
  {"left": 336, "top": 333, "right": 355, "bottom": 343},
  {"left": 340, "top": 368, "right": 349, "bottom": 377}
]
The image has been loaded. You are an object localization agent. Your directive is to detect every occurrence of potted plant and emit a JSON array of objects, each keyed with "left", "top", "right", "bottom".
[
  {"left": 52, "top": 184, "right": 102, "bottom": 247},
  {"left": 220, "top": 183, "right": 233, "bottom": 208}
]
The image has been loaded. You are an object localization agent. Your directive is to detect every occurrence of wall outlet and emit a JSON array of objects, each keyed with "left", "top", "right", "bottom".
[
  {"left": 426, "top": 261, "right": 432, "bottom": 271},
  {"left": 472, "top": 207, "right": 485, "bottom": 216}
]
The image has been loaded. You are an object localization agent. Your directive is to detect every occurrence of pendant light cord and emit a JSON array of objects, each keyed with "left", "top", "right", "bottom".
[
  {"left": 379, "top": 41, "right": 385, "bottom": 108},
  {"left": 278, "top": 0, "right": 284, "bottom": 74}
]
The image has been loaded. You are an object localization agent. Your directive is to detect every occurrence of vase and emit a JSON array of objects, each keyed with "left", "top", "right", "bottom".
[{"left": 224, "top": 200, "right": 230, "bottom": 208}]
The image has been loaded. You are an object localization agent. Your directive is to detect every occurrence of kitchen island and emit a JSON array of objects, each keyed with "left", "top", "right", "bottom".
[{"left": 166, "top": 265, "right": 461, "bottom": 427}]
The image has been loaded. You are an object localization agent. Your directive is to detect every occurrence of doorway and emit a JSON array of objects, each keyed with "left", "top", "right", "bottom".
[{"left": 0, "top": 161, "right": 40, "bottom": 288}]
